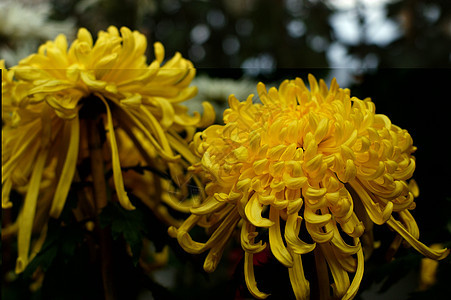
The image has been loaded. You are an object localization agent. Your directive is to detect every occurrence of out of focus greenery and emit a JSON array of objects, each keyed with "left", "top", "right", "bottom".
[
  {"left": 49, "top": 0, "right": 451, "bottom": 76},
  {"left": 2, "top": 0, "right": 450, "bottom": 299}
]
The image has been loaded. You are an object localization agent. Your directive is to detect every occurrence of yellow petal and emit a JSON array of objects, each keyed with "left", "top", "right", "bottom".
[
  {"left": 334, "top": 251, "right": 357, "bottom": 273},
  {"left": 320, "top": 243, "right": 350, "bottom": 298},
  {"left": 342, "top": 238, "right": 364, "bottom": 300},
  {"left": 114, "top": 107, "right": 180, "bottom": 161},
  {"left": 80, "top": 71, "right": 106, "bottom": 90},
  {"left": 287, "top": 197, "right": 303, "bottom": 215},
  {"left": 168, "top": 214, "right": 199, "bottom": 237},
  {"left": 306, "top": 222, "right": 333, "bottom": 243},
  {"left": 408, "top": 179, "right": 419, "bottom": 197},
  {"left": 16, "top": 147, "right": 48, "bottom": 273},
  {"left": 190, "top": 196, "right": 226, "bottom": 215},
  {"left": 173, "top": 210, "right": 239, "bottom": 255},
  {"left": 152, "top": 96, "right": 176, "bottom": 129},
  {"left": 77, "top": 27, "right": 93, "bottom": 47},
  {"left": 244, "top": 252, "right": 269, "bottom": 299},
  {"left": 387, "top": 216, "right": 449, "bottom": 260},
  {"left": 203, "top": 244, "right": 225, "bottom": 273},
  {"left": 268, "top": 206, "right": 293, "bottom": 267},
  {"left": 175, "top": 230, "right": 207, "bottom": 254},
  {"left": 153, "top": 42, "right": 165, "bottom": 64},
  {"left": 398, "top": 210, "right": 419, "bottom": 239},
  {"left": 2, "top": 122, "right": 41, "bottom": 183},
  {"left": 253, "top": 159, "right": 269, "bottom": 175},
  {"left": 329, "top": 222, "right": 361, "bottom": 255},
  {"left": 161, "top": 191, "right": 195, "bottom": 214},
  {"left": 288, "top": 252, "right": 310, "bottom": 300},
  {"left": 349, "top": 180, "right": 392, "bottom": 225},
  {"left": 283, "top": 172, "right": 308, "bottom": 190},
  {"left": 140, "top": 105, "right": 174, "bottom": 155},
  {"left": 285, "top": 213, "right": 316, "bottom": 255},
  {"left": 197, "top": 101, "right": 216, "bottom": 128},
  {"left": 50, "top": 117, "right": 80, "bottom": 218},
  {"left": 167, "top": 131, "right": 199, "bottom": 165},
  {"left": 340, "top": 213, "right": 365, "bottom": 238},
  {"left": 203, "top": 212, "right": 240, "bottom": 272},
  {"left": 2, "top": 178, "right": 13, "bottom": 209},
  {"left": 120, "top": 93, "right": 142, "bottom": 107},
  {"left": 304, "top": 206, "right": 332, "bottom": 226},
  {"left": 28, "top": 224, "right": 48, "bottom": 263},
  {"left": 97, "top": 94, "right": 135, "bottom": 210},
  {"left": 168, "top": 215, "right": 204, "bottom": 252},
  {"left": 241, "top": 221, "right": 266, "bottom": 253},
  {"left": 45, "top": 93, "right": 81, "bottom": 119},
  {"left": 245, "top": 193, "right": 274, "bottom": 228}
]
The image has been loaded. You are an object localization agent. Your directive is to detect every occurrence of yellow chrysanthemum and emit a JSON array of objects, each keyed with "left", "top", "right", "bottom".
[
  {"left": 169, "top": 75, "right": 449, "bottom": 299},
  {"left": 1, "top": 26, "right": 214, "bottom": 273}
]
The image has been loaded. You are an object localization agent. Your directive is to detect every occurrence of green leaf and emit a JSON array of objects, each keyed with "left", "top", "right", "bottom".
[
  {"left": 99, "top": 202, "right": 147, "bottom": 266},
  {"left": 23, "top": 240, "right": 59, "bottom": 278},
  {"left": 23, "top": 189, "right": 83, "bottom": 278},
  {"left": 23, "top": 219, "right": 84, "bottom": 278}
]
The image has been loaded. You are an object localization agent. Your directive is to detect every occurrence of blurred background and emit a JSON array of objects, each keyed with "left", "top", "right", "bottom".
[
  {"left": 2, "top": 0, "right": 450, "bottom": 78},
  {"left": 1, "top": 0, "right": 450, "bottom": 299}
]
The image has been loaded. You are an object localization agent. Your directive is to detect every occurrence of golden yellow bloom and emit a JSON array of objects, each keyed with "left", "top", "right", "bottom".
[
  {"left": 169, "top": 75, "right": 449, "bottom": 299},
  {"left": 2, "top": 26, "right": 213, "bottom": 273}
]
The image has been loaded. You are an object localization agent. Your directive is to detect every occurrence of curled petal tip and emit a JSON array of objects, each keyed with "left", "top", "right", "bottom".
[
  {"left": 387, "top": 217, "right": 450, "bottom": 260},
  {"left": 168, "top": 226, "right": 178, "bottom": 238}
]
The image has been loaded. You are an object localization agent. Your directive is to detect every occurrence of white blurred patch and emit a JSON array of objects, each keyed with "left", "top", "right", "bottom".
[{"left": 190, "top": 24, "right": 211, "bottom": 45}]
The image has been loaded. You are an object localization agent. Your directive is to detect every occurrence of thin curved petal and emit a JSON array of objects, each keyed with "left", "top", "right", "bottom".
[
  {"left": 50, "top": 117, "right": 80, "bottom": 218},
  {"left": 245, "top": 193, "right": 274, "bottom": 228},
  {"left": 97, "top": 94, "right": 135, "bottom": 210},
  {"left": 349, "top": 180, "right": 393, "bottom": 225},
  {"left": 190, "top": 196, "right": 226, "bottom": 215},
  {"left": 387, "top": 216, "right": 449, "bottom": 260},
  {"left": 204, "top": 213, "right": 240, "bottom": 272},
  {"left": 268, "top": 206, "right": 293, "bottom": 267},
  {"left": 114, "top": 105, "right": 180, "bottom": 161},
  {"left": 16, "top": 147, "right": 48, "bottom": 273},
  {"left": 244, "top": 252, "right": 269, "bottom": 299},
  {"left": 342, "top": 238, "right": 364, "bottom": 300},
  {"left": 320, "top": 242, "right": 350, "bottom": 298},
  {"left": 2, "top": 179, "right": 13, "bottom": 209},
  {"left": 285, "top": 213, "right": 316, "bottom": 255},
  {"left": 288, "top": 252, "right": 310, "bottom": 300},
  {"left": 241, "top": 221, "right": 266, "bottom": 254}
]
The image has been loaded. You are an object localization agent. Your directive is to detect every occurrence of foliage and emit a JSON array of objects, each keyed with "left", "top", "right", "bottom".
[{"left": 99, "top": 201, "right": 147, "bottom": 266}]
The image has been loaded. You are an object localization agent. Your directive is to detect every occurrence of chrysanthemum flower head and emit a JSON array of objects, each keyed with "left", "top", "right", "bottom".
[
  {"left": 2, "top": 26, "right": 214, "bottom": 273},
  {"left": 169, "top": 75, "right": 449, "bottom": 299}
]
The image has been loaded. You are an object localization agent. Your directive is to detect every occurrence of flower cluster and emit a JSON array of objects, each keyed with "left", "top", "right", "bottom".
[
  {"left": 2, "top": 26, "right": 213, "bottom": 273},
  {"left": 2, "top": 23, "right": 448, "bottom": 299},
  {"left": 169, "top": 75, "right": 449, "bottom": 299}
]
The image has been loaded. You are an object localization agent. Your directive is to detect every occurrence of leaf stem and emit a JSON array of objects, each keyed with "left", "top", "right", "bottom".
[{"left": 88, "top": 117, "right": 116, "bottom": 300}]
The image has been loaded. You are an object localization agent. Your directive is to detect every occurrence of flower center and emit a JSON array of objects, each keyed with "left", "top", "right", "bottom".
[{"left": 78, "top": 95, "right": 108, "bottom": 120}]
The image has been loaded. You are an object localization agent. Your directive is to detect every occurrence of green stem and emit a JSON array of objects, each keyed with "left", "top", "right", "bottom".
[{"left": 87, "top": 117, "right": 116, "bottom": 300}]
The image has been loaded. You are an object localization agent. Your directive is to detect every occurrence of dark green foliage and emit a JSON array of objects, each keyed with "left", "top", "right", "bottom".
[
  {"left": 23, "top": 189, "right": 82, "bottom": 278},
  {"left": 10, "top": 190, "right": 104, "bottom": 300},
  {"left": 99, "top": 201, "right": 147, "bottom": 266}
]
